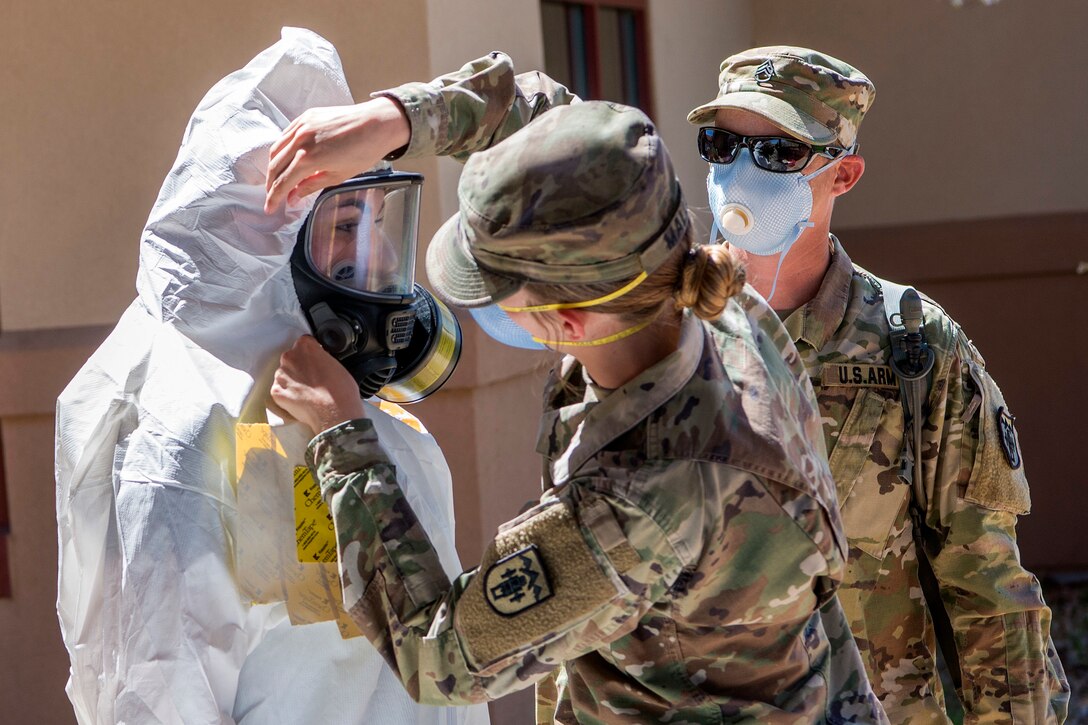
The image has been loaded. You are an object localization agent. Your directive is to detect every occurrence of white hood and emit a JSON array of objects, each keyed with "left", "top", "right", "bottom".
[{"left": 55, "top": 27, "right": 486, "bottom": 725}]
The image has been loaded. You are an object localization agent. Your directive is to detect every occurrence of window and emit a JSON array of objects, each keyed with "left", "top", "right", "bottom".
[
  {"left": 0, "top": 425, "right": 9, "bottom": 598},
  {"left": 541, "top": 0, "right": 653, "bottom": 117}
]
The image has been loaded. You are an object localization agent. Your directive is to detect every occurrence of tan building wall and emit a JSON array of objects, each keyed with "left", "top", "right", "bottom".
[
  {"left": 646, "top": 0, "right": 753, "bottom": 220},
  {"left": 752, "top": 0, "right": 1088, "bottom": 228},
  {"left": 739, "top": 0, "right": 1088, "bottom": 573},
  {"left": 1, "top": 1, "right": 1084, "bottom": 723}
]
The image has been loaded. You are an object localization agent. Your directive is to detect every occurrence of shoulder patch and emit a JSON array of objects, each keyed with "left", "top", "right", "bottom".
[
  {"left": 484, "top": 545, "right": 554, "bottom": 616},
  {"left": 996, "top": 407, "right": 1022, "bottom": 470},
  {"left": 821, "top": 363, "right": 899, "bottom": 390},
  {"left": 963, "top": 365, "right": 1031, "bottom": 515},
  {"left": 455, "top": 498, "right": 627, "bottom": 670}
]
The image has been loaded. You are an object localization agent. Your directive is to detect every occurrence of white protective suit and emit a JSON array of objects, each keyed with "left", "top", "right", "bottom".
[{"left": 55, "top": 28, "right": 489, "bottom": 725}]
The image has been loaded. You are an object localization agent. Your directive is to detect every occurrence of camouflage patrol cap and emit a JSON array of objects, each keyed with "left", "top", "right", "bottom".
[
  {"left": 686, "top": 46, "right": 875, "bottom": 148},
  {"left": 426, "top": 101, "right": 690, "bottom": 308}
]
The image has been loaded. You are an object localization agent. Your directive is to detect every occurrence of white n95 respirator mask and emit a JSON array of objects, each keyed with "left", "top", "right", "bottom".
[{"left": 706, "top": 148, "right": 847, "bottom": 301}]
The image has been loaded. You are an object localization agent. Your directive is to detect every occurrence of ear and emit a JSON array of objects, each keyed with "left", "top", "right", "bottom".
[
  {"left": 831, "top": 154, "right": 865, "bottom": 197},
  {"left": 555, "top": 309, "right": 590, "bottom": 341}
]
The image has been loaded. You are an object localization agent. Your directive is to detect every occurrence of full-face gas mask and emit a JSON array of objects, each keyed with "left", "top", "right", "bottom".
[{"left": 291, "top": 168, "right": 461, "bottom": 403}]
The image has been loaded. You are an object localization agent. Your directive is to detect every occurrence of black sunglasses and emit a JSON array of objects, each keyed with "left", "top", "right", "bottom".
[{"left": 697, "top": 127, "right": 848, "bottom": 173}]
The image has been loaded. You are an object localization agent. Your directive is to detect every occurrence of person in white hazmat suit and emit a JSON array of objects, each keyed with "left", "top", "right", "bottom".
[{"left": 54, "top": 28, "right": 489, "bottom": 725}]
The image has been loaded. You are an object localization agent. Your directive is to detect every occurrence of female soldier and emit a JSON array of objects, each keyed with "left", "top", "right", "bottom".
[{"left": 271, "top": 101, "right": 884, "bottom": 723}]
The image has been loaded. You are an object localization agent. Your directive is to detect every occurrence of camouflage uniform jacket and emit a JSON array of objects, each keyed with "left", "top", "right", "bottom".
[
  {"left": 376, "top": 50, "right": 1069, "bottom": 723},
  {"left": 308, "top": 300, "right": 889, "bottom": 723},
  {"left": 781, "top": 238, "right": 1069, "bottom": 724}
]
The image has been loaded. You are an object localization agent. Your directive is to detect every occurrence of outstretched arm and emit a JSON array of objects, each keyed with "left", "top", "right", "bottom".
[
  {"left": 265, "top": 51, "right": 577, "bottom": 211},
  {"left": 270, "top": 336, "right": 682, "bottom": 705}
]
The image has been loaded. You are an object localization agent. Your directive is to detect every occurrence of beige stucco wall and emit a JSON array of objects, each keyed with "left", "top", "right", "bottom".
[
  {"left": 644, "top": 0, "right": 1088, "bottom": 231},
  {"left": 0, "top": 418, "right": 66, "bottom": 724},
  {"left": 751, "top": 0, "right": 1088, "bottom": 228},
  {"left": 0, "top": 1, "right": 433, "bottom": 333},
  {"left": 412, "top": 0, "right": 557, "bottom": 581},
  {"left": 647, "top": 0, "right": 752, "bottom": 236},
  {"left": 3, "top": 2, "right": 1085, "bottom": 334}
]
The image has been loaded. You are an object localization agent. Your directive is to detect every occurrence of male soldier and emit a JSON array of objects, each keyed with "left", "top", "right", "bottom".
[
  {"left": 686, "top": 48, "right": 1070, "bottom": 724},
  {"left": 264, "top": 47, "right": 1068, "bottom": 723}
]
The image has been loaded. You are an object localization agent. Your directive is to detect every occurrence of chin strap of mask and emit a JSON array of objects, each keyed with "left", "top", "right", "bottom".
[{"left": 708, "top": 217, "right": 813, "bottom": 303}]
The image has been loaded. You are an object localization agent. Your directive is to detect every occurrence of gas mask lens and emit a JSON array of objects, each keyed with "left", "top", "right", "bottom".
[
  {"left": 305, "top": 180, "right": 419, "bottom": 297},
  {"left": 292, "top": 169, "right": 460, "bottom": 403}
]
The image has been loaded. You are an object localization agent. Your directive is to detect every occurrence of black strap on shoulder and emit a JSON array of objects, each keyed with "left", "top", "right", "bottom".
[
  {"left": 884, "top": 283, "right": 963, "bottom": 693},
  {"left": 885, "top": 286, "right": 933, "bottom": 511}
]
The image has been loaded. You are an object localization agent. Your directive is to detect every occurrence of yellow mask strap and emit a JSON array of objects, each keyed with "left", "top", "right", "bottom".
[
  {"left": 498, "top": 272, "right": 649, "bottom": 313},
  {"left": 531, "top": 318, "right": 653, "bottom": 348}
]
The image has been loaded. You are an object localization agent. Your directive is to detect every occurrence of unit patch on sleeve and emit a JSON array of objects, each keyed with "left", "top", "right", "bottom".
[
  {"left": 996, "top": 406, "right": 1022, "bottom": 470},
  {"left": 821, "top": 363, "right": 899, "bottom": 389},
  {"left": 484, "top": 545, "right": 554, "bottom": 616}
]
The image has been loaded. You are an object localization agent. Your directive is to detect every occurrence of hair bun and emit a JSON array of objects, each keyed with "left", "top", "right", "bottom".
[{"left": 675, "top": 244, "right": 746, "bottom": 319}]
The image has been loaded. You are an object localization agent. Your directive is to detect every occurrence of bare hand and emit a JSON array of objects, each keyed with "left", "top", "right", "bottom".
[
  {"left": 271, "top": 336, "right": 366, "bottom": 435},
  {"left": 264, "top": 97, "right": 411, "bottom": 213}
]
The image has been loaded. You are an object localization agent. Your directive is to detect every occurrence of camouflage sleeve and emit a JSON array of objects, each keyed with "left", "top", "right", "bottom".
[
  {"left": 925, "top": 334, "right": 1070, "bottom": 723},
  {"left": 372, "top": 51, "right": 579, "bottom": 162},
  {"left": 306, "top": 417, "right": 682, "bottom": 706}
]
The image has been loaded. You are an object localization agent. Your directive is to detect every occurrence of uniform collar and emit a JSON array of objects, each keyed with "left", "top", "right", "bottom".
[
  {"left": 782, "top": 235, "right": 852, "bottom": 350},
  {"left": 539, "top": 313, "right": 704, "bottom": 483}
]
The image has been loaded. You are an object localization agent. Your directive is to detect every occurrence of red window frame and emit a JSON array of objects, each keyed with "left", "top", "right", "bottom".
[{"left": 545, "top": 0, "right": 654, "bottom": 119}]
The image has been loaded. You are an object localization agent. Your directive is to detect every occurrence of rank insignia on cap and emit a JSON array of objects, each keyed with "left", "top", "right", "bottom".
[
  {"left": 755, "top": 59, "right": 776, "bottom": 83},
  {"left": 484, "top": 545, "right": 553, "bottom": 616},
  {"left": 997, "top": 406, "right": 1022, "bottom": 470}
]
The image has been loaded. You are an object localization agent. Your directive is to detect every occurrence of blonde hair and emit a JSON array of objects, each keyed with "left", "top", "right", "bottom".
[{"left": 520, "top": 219, "right": 746, "bottom": 325}]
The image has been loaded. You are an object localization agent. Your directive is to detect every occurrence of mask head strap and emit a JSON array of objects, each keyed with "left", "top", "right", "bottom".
[{"left": 497, "top": 271, "right": 650, "bottom": 313}]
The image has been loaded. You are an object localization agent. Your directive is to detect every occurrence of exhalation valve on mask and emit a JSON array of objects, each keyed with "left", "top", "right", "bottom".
[
  {"left": 291, "top": 167, "right": 462, "bottom": 403},
  {"left": 717, "top": 203, "right": 755, "bottom": 237},
  {"left": 706, "top": 147, "right": 849, "bottom": 302}
]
